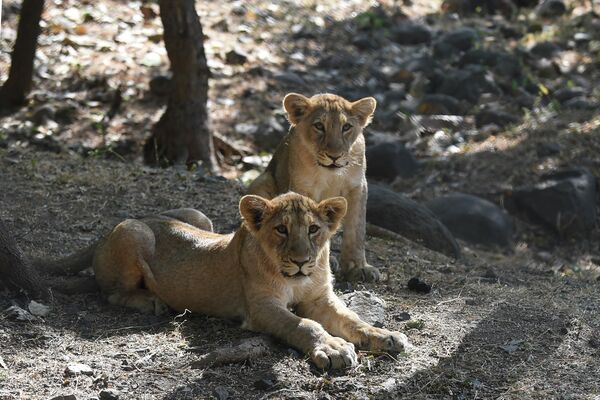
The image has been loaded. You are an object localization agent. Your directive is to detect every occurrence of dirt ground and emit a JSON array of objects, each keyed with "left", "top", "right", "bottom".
[
  {"left": 1, "top": 0, "right": 600, "bottom": 398},
  {"left": 1, "top": 150, "right": 599, "bottom": 400}
]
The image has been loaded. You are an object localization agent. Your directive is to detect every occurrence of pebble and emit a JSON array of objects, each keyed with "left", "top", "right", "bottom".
[
  {"left": 65, "top": 363, "right": 94, "bottom": 376},
  {"left": 99, "top": 389, "right": 120, "bottom": 400},
  {"left": 341, "top": 291, "right": 386, "bottom": 327},
  {"left": 407, "top": 277, "right": 432, "bottom": 293}
]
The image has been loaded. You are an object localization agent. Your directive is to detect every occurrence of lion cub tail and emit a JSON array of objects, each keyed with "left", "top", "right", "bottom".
[{"left": 33, "top": 239, "right": 102, "bottom": 276}]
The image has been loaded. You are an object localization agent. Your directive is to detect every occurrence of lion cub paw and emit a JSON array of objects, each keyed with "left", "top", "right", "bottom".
[
  {"left": 311, "top": 336, "right": 358, "bottom": 370},
  {"left": 343, "top": 261, "right": 381, "bottom": 283},
  {"left": 360, "top": 327, "right": 411, "bottom": 353}
]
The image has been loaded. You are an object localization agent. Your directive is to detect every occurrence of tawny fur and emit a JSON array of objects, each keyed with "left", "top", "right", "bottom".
[
  {"left": 248, "top": 93, "right": 379, "bottom": 282},
  {"left": 88, "top": 193, "right": 409, "bottom": 370}
]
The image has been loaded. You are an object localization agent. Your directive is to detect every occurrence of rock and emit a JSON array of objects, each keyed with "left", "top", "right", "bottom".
[
  {"left": 366, "top": 141, "right": 420, "bottom": 181},
  {"left": 433, "top": 28, "right": 480, "bottom": 57},
  {"left": 529, "top": 41, "right": 560, "bottom": 58},
  {"left": 273, "top": 71, "right": 305, "bottom": 86},
  {"left": 149, "top": 75, "right": 171, "bottom": 97},
  {"left": 426, "top": 193, "right": 513, "bottom": 248},
  {"left": 475, "top": 109, "right": 519, "bottom": 129},
  {"left": 391, "top": 23, "right": 432, "bottom": 45},
  {"left": 65, "top": 363, "right": 93, "bottom": 376},
  {"left": 554, "top": 87, "right": 586, "bottom": 103},
  {"left": 407, "top": 277, "right": 432, "bottom": 293},
  {"left": 225, "top": 48, "right": 247, "bottom": 65},
  {"left": 573, "top": 32, "right": 592, "bottom": 45},
  {"left": 510, "top": 168, "right": 597, "bottom": 238},
  {"left": 31, "top": 104, "right": 55, "bottom": 125},
  {"left": 395, "top": 312, "right": 411, "bottom": 321},
  {"left": 352, "top": 33, "right": 383, "bottom": 50},
  {"left": 563, "top": 97, "right": 599, "bottom": 110},
  {"left": 99, "top": 389, "right": 120, "bottom": 400},
  {"left": 429, "top": 65, "right": 500, "bottom": 103},
  {"left": 536, "top": 142, "right": 561, "bottom": 157},
  {"left": 5, "top": 305, "right": 36, "bottom": 321},
  {"left": 254, "top": 377, "right": 277, "bottom": 391},
  {"left": 460, "top": 49, "right": 521, "bottom": 78},
  {"left": 536, "top": 0, "right": 567, "bottom": 18},
  {"left": 341, "top": 291, "right": 386, "bottom": 327},
  {"left": 28, "top": 300, "right": 50, "bottom": 317},
  {"left": 49, "top": 395, "right": 77, "bottom": 400},
  {"left": 213, "top": 386, "right": 230, "bottom": 400},
  {"left": 417, "top": 94, "right": 463, "bottom": 115},
  {"left": 367, "top": 183, "right": 461, "bottom": 258}
]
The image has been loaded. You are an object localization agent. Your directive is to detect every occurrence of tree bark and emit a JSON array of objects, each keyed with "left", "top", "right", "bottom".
[
  {"left": 0, "top": 221, "right": 49, "bottom": 301},
  {"left": 144, "top": 0, "right": 216, "bottom": 170},
  {"left": 0, "top": 0, "right": 45, "bottom": 110}
]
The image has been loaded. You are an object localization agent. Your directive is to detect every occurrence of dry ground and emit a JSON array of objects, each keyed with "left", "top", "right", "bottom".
[{"left": 1, "top": 149, "right": 599, "bottom": 400}]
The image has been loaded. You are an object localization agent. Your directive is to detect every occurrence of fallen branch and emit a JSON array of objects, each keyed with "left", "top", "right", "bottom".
[{"left": 190, "top": 336, "right": 275, "bottom": 369}]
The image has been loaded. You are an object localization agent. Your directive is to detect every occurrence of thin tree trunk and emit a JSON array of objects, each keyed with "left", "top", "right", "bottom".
[
  {"left": 144, "top": 0, "right": 216, "bottom": 170},
  {"left": 0, "top": 0, "right": 45, "bottom": 110},
  {"left": 0, "top": 221, "right": 49, "bottom": 301}
]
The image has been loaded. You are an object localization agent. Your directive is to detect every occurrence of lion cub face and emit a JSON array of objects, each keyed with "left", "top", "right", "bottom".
[
  {"left": 239, "top": 193, "right": 347, "bottom": 278},
  {"left": 282, "top": 93, "right": 376, "bottom": 169}
]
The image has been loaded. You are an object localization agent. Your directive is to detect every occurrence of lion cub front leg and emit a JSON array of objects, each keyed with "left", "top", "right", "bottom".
[
  {"left": 340, "top": 184, "right": 380, "bottom": 282},
  {"left": 246, "top": 300, "right": 357, "bottom": 370},
  {"left": 94, "top": 220, "right": 168, "bottom": 315},
  {"left": 297, "top": 292, "right": 410, "bottom": 354}
]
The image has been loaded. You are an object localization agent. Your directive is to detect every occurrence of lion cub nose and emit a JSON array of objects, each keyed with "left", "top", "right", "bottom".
[
  {"left": 291, "top": 258, "right": 310, "bottom": 267},
  {"left": 326, "top": 154, "right": 340, "bottom": 162}
]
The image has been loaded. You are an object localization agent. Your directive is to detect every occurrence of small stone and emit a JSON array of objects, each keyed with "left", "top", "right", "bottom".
[
  {"left": 536, "top": 142, "right": 560, "bottom": 157},
  {"left": 433, "top": 27, "right": 479, "bottom": 57},
  {"left": 254, "top": 377, "right": 277, "bottom": 391},
  {"left": 395, "top": 312, "right": 411, "bottom": 321},
  {"left": 341, "top": 291, "right": 386, "bottom": 327},
  {"left": 49, "top": 395, "right": 77, "bottom": 400},
  {"left": 28, "top": 300, "right": 50, "bottom": 317},
  {"left": 114, "top": 210, "right": 131, "bottom": 219},
  {"left": 407, "top": 277, "right": 432, "bottom": 293},
  {"left": 417, "top": 94, "right": 463, "bottom": 115},
  {"left": 5, "top": 305, "right": 36, "bottom": 321},
  {"left": 225, "top": 48, "right": 247, "bottom": 65},
  {"left": 475, "top": 109, "right": 519, "bottom": 129},
  {"left": 573, "top": 32, "right": 592, "bottom": 44},
  {"left": 563, "top": 97, "right": 599, "bottom": 110},
  {"left": 554, "top": 87, "right": 586, "bottom": 103},
  {"left": 529, "top": 41, "right": 560, "bottom": 58},
  {"left": 65, "top": 363, "right": 93, "bottom": 376},
  {"left": 273, "top": 71, "right": 305, "bottom": 86},
  {"left": 391, "top": 23, "right": 432, "bottom": 45},
  {"left": 213, "top": 386, "right": 230, "bottom": 400},
  {"left": 99, "top": 389, "right": 120, "bottom": 400},
  {"left": 31, "top": 104, "right": 56, "bottom": 125}
]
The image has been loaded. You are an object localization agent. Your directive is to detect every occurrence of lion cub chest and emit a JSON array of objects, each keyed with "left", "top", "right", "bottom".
[{"left": 291, "top": 166, "right": 363, "bottom": 201}]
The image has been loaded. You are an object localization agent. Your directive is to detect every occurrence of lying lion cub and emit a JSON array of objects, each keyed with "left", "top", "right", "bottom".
[
  {"left": 249, "top": 93, "right": 379, "bottom": 282},
  {"left": 90, "top": 192, "right": 409, "bottom": 369}
]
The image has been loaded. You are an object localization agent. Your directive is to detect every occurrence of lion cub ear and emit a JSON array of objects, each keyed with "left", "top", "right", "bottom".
[
  {"left": 351, "top": 97, "right": 377, "bottom": 127},
  {"left": 240, "top": 195, "right": 271, "bottom": 232},
  {"left": 318, "top": 197, "right": 348, "bottom": 231},
  {"left": 283, "top": 93, "right": 311, "bottom": 125}
]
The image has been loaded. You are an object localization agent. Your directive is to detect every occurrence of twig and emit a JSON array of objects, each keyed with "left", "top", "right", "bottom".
[{"left": 190, "top": 336, "right": 275, "bottom": 369}]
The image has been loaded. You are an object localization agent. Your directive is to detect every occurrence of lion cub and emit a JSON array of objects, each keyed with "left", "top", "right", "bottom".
[
  {"left": 91, "top": 193, "right": 409, "bottom": 369},
  {"left": 248, "top": 93, "right": 378, "bottom": 282}
]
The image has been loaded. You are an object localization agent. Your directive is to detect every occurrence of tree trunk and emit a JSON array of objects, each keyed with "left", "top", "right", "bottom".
[
  {"left": 0, "top": 0, "right": 45, "bottom": 110},
  {"left": 144, "top": 0, "right": 216, "bottom": 170},
  {"left": 0, "top": 221, "right": 49, "bottom": 301}
]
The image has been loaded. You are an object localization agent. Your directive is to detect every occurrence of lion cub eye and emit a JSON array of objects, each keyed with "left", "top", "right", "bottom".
[
  {"left": 275, "top": 225, "right": 288, "bottom": 235},
  {"left": 313, "top": 122, "right": 325, "bottom": 131},
  {"left": 308, "top": 224, "right": 320, "bottom": 234},
  {"left": 342, "top": 123, "right": 353, "bottom": 132}
]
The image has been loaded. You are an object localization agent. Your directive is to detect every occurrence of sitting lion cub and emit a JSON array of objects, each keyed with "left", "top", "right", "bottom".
[
  {"left": 89, "top": 193, "right": 409, "bottom": 369},
  {"left": 248, "top": 93, "right": 379, "bottom": 282}
]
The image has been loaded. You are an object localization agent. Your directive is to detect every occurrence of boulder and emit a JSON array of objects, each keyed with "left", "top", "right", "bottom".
[
  {"left": 426, "top": 193, "right": 513, "bottom": 248},
  {"left": 366, "top": 141, "right": 420, "bottom": 181},
  {"left": 475, "top": 109, "right": 519, "bottom": 129},
  {"left": 429, "top": 65, "right": 500, "bottom": 103},
  {"left": 536, "top": 0, "right": 567, "bottom": 18},
  {"left": 391, "top": 23, "right": 432, "bottom": 45},
  {"left": 510, "top": 168, "right": 597, "bottom": 238},
  {"left": 367, "top": 184, "right": 460, "bottom": 258},
  {"left": 433, "top": 27, "right": 480, "bottom": 58}
]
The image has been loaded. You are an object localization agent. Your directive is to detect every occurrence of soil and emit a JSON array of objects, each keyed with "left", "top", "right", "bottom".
[{"left": 1, "top": 0, "right": 600, "bottom": 399}]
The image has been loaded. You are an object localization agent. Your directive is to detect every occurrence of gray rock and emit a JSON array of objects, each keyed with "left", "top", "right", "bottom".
[
  {"left": 273, "top": 71, "right": 305, "bottom": 86},
  {"left": 225, "top": 49, "right": 247, "bottom": 65},
  {"left": 433, "top": 28, "right": 480, "bottom": 57},
  {"left": 510, "top": 168, "right": 597, "bottom": 238},
  {"left": 65, "top": 363, "right": 93, "bottom": 376},
  {"left": 529, "top": 41, "right": 560, "bottom": 58},
  {"left": 367, "top": 183, "right": 460, "bottom": 258},
  {"left": 391, "top": 23, "right": 432, "bottom": 45},
  {"left": 31, "top": 104, "right": 56, "bottom": 125},
  {"left": 417, "top": 94, "right": 463, "bottom": 115},
  {"left": 99, "top": 389, "right": 119, "bottom": 400},
  {"left": 554, "top": 87, "right": 586, "bottom": 103},
  {"left": 430, "top": 65, "right": 500, "bottom": 103},
  {"left": 426, "top": 193, "right": 513, "bottom": 248},
  {"left": 366, "top": 141, "right": 420, "bottom": 181},
  {"left": 536, "top": 142, "right": 561, "bottom": 157},
  {"left": 460, "top": 49, "right": 521, "bottom": 78},
  {"left": 341, "top": 291, "right": 386, "bottom": 327},
  {"left": 563, "top": 97, "right": 599, "bottom": 110},
  {"left": 475, "top": 109, "right": 519, "bottom": 129},
  {"left": 49, "top": 395, "right": 77, "bottom": 400},
  {"left": 213, "top": 386, "right": 230, "bottom": 400},
  {"left": 536, "top": 0, "right": 567, "bottom": 18}
]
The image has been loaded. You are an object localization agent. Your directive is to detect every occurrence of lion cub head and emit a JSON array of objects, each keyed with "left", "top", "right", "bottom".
[
  {"left": 239, "top": 192, "right": 347, "bottom": 278},
  {"left": 283, "top": 93, "right": 376, "bottom": 169}
]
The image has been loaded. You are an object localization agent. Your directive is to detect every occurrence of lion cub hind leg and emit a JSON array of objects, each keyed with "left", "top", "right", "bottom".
[
  {"left": 160, "top": 208, "right": 213, "bottom": 232},
  {"left": 94, "top": 219, "right": 167, "bottom": 315}
]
